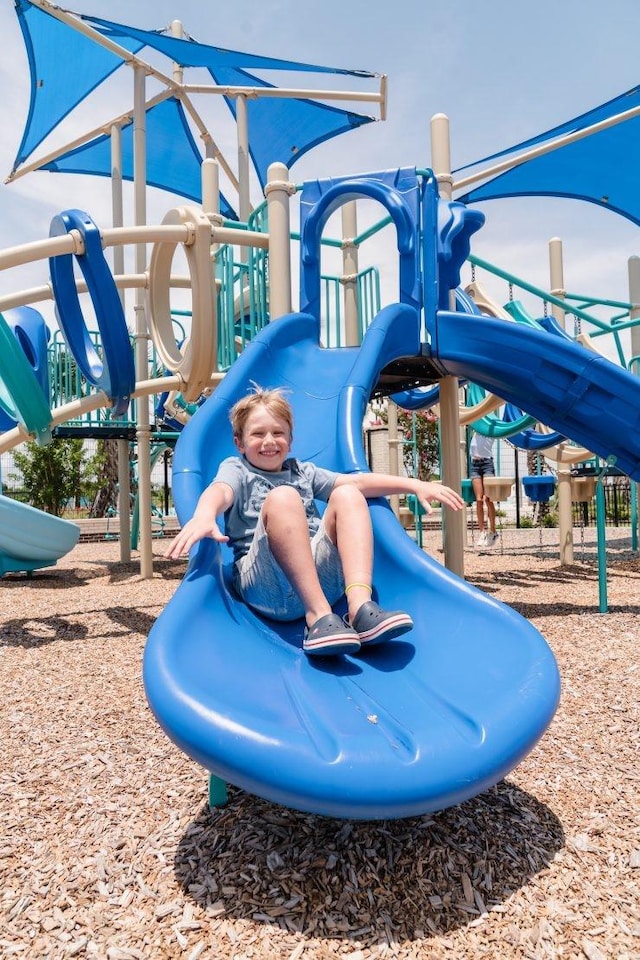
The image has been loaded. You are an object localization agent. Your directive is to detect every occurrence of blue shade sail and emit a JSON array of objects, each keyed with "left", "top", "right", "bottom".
[
  {"left": 455, "top": 85, "right": 640, "bottom": 171},
  {"left": 13, "top": 4, "right": 378, "bottom": 209},
  {"left": 13, "top": 0, "right": 144, "bottom": 170},
  {"left": 41, "top": 98, "right": 238, "bottom": 220},
  {"left": 81, "top": 14, "right": 377, "bottom": 77},
  {"left": 209, "top": 66, "right": 375, "bottom": 189},
  {"left": 456, "top": 86, "right": 640, "bottom": 226}
]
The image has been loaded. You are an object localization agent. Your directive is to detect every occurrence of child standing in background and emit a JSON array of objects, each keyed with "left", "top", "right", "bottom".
[{"left": 470, "top": 431, "right": 498, "bottom": 547}]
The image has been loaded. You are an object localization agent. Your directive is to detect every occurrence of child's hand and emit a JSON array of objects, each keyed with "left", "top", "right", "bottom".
[
  {"left": 415, "top": 481, "right": 465, "bottom": 514},
  {"left": 165, "top": 517, "right": 229, "bottom": 559}
]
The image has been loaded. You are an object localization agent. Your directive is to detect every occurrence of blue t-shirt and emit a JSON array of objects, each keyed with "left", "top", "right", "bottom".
[{"left": 213, "top": 455, "right": 339, "bottom": 561}]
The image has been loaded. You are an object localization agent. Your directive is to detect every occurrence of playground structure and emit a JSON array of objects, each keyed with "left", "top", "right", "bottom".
[
  {"left": 3, "top": 4, "right": 640, "bottom": 818},
  {"left": 4, "top": 154, "right": 640, "bottom": 816}
]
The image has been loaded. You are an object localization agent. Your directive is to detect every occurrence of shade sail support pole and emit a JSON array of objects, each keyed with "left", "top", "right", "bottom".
[
  {"left": 133, "top": 64, "right": 153, "bottom": 578},
  {"left": 111, "top": 122, "right": 131, "bottom": 563},
  {"left": 431, "top": 112, "right": 464, "bottom": 578}
]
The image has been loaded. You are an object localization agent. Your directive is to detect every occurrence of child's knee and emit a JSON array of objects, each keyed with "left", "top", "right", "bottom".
[
  {"left": 329, "top": 484, "right": 367, "bottom": 509},
  {"left": 262, "top": 486, "right": 304, "bottom": 520},
  {"left": 264, "top": 485, "right": 304, "bottom": 514}
]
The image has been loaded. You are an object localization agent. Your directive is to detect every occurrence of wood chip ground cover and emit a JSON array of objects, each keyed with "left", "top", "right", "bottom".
[{"left": 1, "top": 529, "right": 639, "bottom": 959}]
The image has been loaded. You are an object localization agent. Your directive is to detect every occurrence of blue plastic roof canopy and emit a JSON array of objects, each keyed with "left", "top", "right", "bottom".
[
  {"left": 208, "top": 66, "right": 374, "bottom": 190},
  {"left": 42, "top": 98, "right": 237, "bottom": 220},
  {"left": 13, "top": 0, "right": 144, "bottom": 171},
  {"left": 456, "top": 85, "right": 640, "bottom": 227}
]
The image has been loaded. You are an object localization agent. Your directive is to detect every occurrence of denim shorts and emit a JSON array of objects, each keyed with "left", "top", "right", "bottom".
[
  {"left": 470, "top": 457, "right": 495, "bottom": 479},
  {"left": 233, "top": 515, "right": 345, "bottom": 621}
]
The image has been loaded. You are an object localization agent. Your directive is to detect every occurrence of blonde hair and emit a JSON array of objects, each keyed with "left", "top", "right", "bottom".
[{"left": 230, "top": 385, "right": 294, "bottom": 440}]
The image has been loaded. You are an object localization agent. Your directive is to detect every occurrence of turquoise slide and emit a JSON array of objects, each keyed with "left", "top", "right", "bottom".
[
  {"left": 144, "top": 305, "right": 561, "bottom": 820},
  {"left": 0, "top": 494, "right": 80, "bottom": 576}
]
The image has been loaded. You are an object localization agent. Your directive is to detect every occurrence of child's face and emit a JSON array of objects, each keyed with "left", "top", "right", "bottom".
[{"left": 234, "top": 405, "right": 292, "bottom": 472}]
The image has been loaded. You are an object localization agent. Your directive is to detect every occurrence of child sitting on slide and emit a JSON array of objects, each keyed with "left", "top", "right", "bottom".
[{"left": 165, "top": 386, "right": 464, "bottom": 656}]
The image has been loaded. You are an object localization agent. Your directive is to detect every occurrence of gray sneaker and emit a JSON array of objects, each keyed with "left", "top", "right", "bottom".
[
  {"left": 485, "top": 531, "right": 499, "bottom": 546},
  {"left": 347, "top": 601, "right": 413, "bottom": 646},
  {"left": 476, "top": 531, "right": 487, "bottom": 547},
  {"left": 303, "top": 613, "right": 361, "bottom": 656}
]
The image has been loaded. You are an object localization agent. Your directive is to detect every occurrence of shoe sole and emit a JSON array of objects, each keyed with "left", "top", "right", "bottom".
[
  {"left": 357, "top": 613, "right": 414, "bottom": 646},
  {"left": 303, "top": 634, "right": 361, "bottom": 656}
]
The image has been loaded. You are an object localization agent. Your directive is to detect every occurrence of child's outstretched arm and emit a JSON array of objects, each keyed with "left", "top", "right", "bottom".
[
  {"left": 165, "top": 482, "right": 234, "bottom": 559},
  {"left": 334, "top": 473, "right": 465, "bottom": 514}
]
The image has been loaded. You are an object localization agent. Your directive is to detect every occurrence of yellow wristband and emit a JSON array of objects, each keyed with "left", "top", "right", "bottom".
[{"left": 344, "top": 582, "right": 373, "bottom": 594}]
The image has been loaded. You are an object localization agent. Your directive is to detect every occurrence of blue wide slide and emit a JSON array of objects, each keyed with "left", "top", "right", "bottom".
[
  {"left": 0, "top": 494, "right": 80, "bottom": 576},
  {"left": 144, "top": 304, "right": 561, "bottom": 820}
]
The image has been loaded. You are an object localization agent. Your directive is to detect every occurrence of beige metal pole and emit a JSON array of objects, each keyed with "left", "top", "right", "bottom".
[
  {"left": 431, "top": 113, "right": 464, "bottom": 577},
  {"left": 549, "top": 237, "right": 566, "bottom": 329},
  {"left": 133, "top": 65, "right": 153, "bottom": 578},
  {"left": 628, "top": 256, "right": 640, "bottom": 337},
  {"left": 111, "top": 123, "right": 131, "bottom": 562},
  {"left": 341, "top": 201, "right": 360, "bottom": 346},
  {"left": 387, "top": 400, "right": 401, "bottom": 518},
  {"left": 202, "top": 158, "right": 220, "bottom": 222},
  {"left": 549, "top": 237, "right": 573, "bottom": 564},
  {"left": 170, "top": 20, "right": 184, "bottom": 84},
  {"left": 628, "top": 255, "right": 640, "bottom": 548},
  {"left": 265, "top": 162, "right": 293, "bottom": 320},
  {"left": 236, "top": 95, "right": 252, "bottom": 226}
]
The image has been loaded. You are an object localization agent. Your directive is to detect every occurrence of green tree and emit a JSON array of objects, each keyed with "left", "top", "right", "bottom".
[
  {"left": 11, "top": 438, "right": 90, "bottom": 516},
  {"left": 372, "top": 402, "right": 440, "bottom": 480},
  {"left": 89, "top": 439, "right": 120, "bottom": 518},
  {"left": 400, "top": 408, "right": 440, "bottom": 480}
]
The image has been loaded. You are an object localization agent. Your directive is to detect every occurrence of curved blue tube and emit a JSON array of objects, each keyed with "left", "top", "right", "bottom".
[{"left": 49, "top": 209, "right": 134, "bottom": 415}]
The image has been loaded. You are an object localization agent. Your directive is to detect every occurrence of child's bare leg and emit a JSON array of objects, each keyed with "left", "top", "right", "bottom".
[
  {"left": 323, "top": 485, "right": 373, "bottom": 620},
  {"left": 324, "top": 485, "right": 413, "bottom": 646},
  {"left": 261, "top": 486, "right": 332, "bottom": 627},
  {"left": 472, "top": 477, "right": 485, "bottom": 531},
  {"left": 485, "top": 495, "right": 496, "bottom": 534}
]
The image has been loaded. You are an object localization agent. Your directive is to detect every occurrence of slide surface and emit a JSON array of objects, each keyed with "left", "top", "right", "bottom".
[
  {"left": 144, "top": 305, "right": 560, "bottom": 820},
  {"left": 0, "top": 494, "right": 80, "bottom": 575}
]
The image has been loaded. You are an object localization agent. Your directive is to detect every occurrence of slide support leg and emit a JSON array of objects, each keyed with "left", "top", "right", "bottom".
[{"left": 208, "top": 773, "right": 228, "bottom": 809}]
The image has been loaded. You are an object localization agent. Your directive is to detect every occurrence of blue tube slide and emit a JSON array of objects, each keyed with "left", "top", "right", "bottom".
[
  {"left": 144, "top": 305, "right": 560, "bottom": 820},
  {"left": 432, "top": 309, "right": 640, "bottom": 479}
]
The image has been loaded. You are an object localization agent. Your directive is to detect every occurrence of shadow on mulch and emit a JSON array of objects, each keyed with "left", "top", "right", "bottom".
[
  {"left": 467, "top": 564, "right": 640, "bottom": 617},
  {"left": 0, "top": 568, "right": 90, "bottom": 589},
  {"left": 105, "top": 558, "right": 186, "bottom": 586},
  {"left": 107, "top": 604, "right": 160, "bottom": 636},
  {"left": 468, "top": 564, "right": 597, "bottom": 592},
  {"left": 0, "top": 613, "right": 89, "bottom": 648},
  {"left": 1, "top": 602, "right": 163, "bottom": 647},
  {"left": 174, "top": 780, "right": 564, "bottom": 944}
]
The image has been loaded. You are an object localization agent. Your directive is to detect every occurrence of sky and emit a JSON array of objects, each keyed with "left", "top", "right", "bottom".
[{"left": 0, "top": 0, "right": 639, "bottom": 360}]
